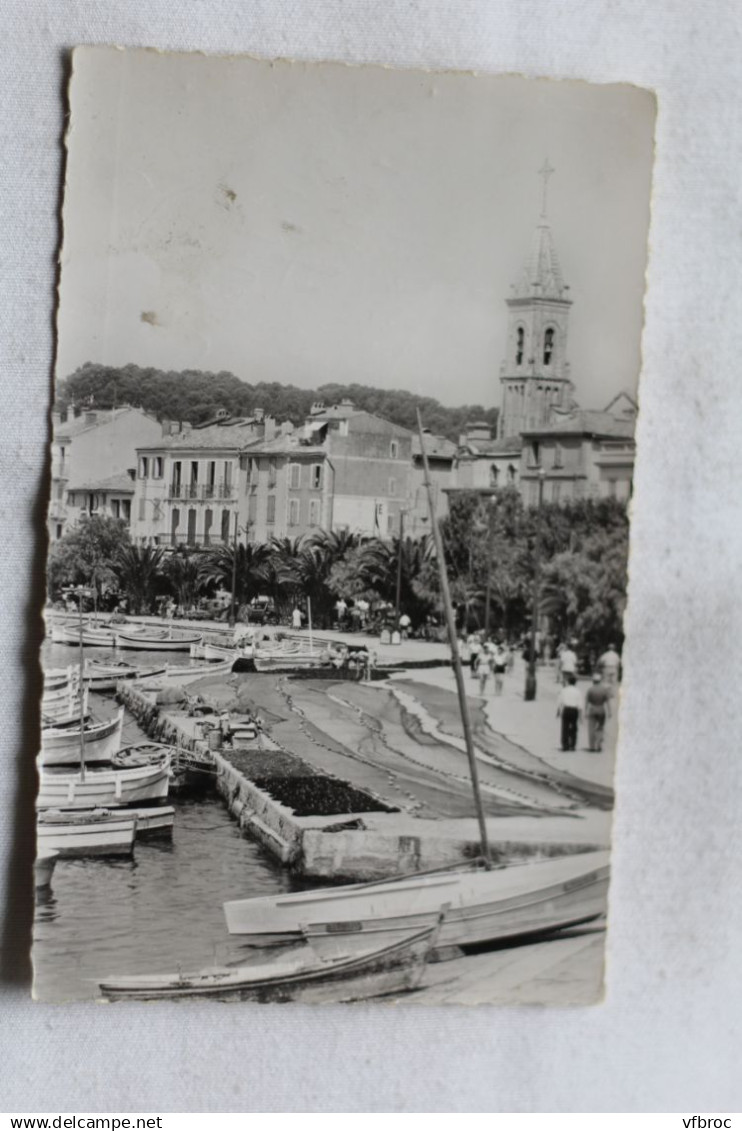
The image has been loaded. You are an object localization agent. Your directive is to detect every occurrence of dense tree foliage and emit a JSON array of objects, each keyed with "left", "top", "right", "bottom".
[
  {"left": 47, "top": 492, "right": 629, "bottom": 653},
  {"left": 47, "top": 514, "right": 131, "bottom": 600},
  {"left": 56, "top": 363, "right": 498, "bottom": 442}
]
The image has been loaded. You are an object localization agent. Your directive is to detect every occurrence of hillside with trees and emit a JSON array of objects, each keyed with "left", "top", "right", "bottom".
[{"left": 56, "top": 363, "right": 499, "bottom": 441}]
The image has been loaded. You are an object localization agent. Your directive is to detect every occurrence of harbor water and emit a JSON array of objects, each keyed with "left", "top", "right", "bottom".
[{"left": 35, "top": 640, "right": 295, "bottom": 1003}]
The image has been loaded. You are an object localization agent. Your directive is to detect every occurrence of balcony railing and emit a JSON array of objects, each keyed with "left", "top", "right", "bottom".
[{"left": 168, "top": 482, "right": 234, "bottom": 500}]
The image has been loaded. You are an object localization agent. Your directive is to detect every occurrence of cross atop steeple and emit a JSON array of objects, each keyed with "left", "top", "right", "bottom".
[{"left": 538, "top": 158, "right": 555, "bottom": 218}]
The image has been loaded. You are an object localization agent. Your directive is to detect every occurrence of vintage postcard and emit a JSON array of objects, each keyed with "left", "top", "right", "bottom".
[{"left": 35, "top": 48, "right": 655, "bottom": 1004}]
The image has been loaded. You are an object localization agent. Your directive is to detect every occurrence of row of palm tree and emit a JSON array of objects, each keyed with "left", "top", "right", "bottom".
[{"left": 111, "top": 529, "right": 438, "bottom": 627}]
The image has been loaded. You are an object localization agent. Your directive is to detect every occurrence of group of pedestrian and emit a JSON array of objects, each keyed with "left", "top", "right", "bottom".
[
  {"left": 555, "top": 642, "right": 621, "bottom": 752},
  {"left": 464, "top": 632, "right": 513, "bottom": 698}
]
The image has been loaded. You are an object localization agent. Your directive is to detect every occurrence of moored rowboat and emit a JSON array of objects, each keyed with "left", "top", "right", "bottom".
[
  {"left": 84, "top": 659, "right": 166, "bottom": 691},
  {"left": 224, "top": 850, "right": 610, "bottom": 949},
  {"left": 253, "top": 648, "right": 328, "bottom": 673},
  {"left": 127, "top": 805, "right": 175, "bottom": 838},
  {"left": 37, "top": 749, "right": 171, "bottom": 809},
  {"left": 98, "top": 912, "right": 444, "bottom": 1002},
  {"left": 39, "top": 707, "right": 124, "bottom": 767},
  {"left": 37, "top": 808, "right": 137, "bottom": 857},
  {"left": 34, "top": 849, "right": 59, "bottom": 889},
  {"left": 115, "top": 629, "right": 203, "bottom": 652},
  {"left": 54, "top": 624, "right": 117, "bottom": 648}
]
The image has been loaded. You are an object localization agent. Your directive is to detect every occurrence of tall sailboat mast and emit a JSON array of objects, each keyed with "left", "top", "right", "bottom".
[{"left": 416, "top": 410, "right": 491, "bottom": 867}]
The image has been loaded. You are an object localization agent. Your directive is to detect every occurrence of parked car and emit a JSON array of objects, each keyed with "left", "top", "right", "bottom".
[{"left": 243, "top": 596, "right": 278, "bottom": 625}]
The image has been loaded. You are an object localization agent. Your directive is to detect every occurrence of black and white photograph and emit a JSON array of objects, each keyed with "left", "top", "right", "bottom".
[{"left": 35, "top": 48, "right": 655, "bottom": 1005}]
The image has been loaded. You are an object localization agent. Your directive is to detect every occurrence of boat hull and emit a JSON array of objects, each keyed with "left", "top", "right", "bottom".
[
  {"left": 116, "top": 631, "right": 202, "bottom": 652},
  {"left": 39, "top": 708, "right": 124, "bottom": 767},
  {"left": 158, "top": 657, "right": 234, "bottom": 684},
  {"left": 224, "top": 852, "right": 610, "bottom": 949},
  {"left": 55, "top": 626, "right": 116, "bottom": 648},
  {"left": 37, "top": 812, "right": 136, "bottom": 857},
  {"left": 127, "top": 806, "right": 175, "bottom": 837},
  {"left": 253, "top": 651, "right": 328, "bottom": 673},
  {"left": 34, "top": 850, "right": 59, "bottom": 889},
  {"left": 99, "top": 915, "right": 441, "bottom": 1002},
  {"left": 37, "top": 755, "right": 170, "bottom": 809}
]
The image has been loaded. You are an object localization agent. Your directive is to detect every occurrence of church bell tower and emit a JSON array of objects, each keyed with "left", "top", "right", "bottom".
[{"left": 498, "top": 162, "right": 574, "bottom": 439}]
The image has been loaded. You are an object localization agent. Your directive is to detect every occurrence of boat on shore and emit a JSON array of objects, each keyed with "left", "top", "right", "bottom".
[
  {"left": 224, "top": 850, "right": 610, "bottom": 949},
  {"left": 115, "top": 628, "right": 203, "bottom": 652},
  {"left": 37, "top": 808, "right": 137, "bottom": 857},
  {"left": 98, "top": 912, "right": 444, "bottom": 1002},
  {"left": 253, "top": 645, "right": 329, "bottom": 673},
  {"left": 37, "top": 748, "right": 171, "bottom": 809},
  {"left": 39, "top": 707, "right": 124, "bottom": 767}
]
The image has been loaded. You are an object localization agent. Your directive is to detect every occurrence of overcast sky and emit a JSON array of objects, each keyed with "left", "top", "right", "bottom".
[{"left": 57, "top": 49, "right": 655, "bottom": 410}]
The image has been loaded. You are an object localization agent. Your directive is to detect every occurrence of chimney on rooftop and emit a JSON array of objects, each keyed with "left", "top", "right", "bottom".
[
  {"left": 264, "top": 415, "right": 277, "bottom": 441},
  {"left": 253, "top": 407, "right": 265, "bottom": 422}
]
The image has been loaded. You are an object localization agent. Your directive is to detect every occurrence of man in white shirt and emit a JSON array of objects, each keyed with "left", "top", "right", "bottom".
[
  {"left": 559, "top": 642, "right": 578, "bottom": 685},
  {"left": 557, "top": 673, "right": 582, "bottom": 751}
]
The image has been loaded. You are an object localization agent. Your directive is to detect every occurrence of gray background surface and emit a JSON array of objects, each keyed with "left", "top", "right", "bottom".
[{"left": 1, "top": 0, "right": 740, "bottom": 1113}]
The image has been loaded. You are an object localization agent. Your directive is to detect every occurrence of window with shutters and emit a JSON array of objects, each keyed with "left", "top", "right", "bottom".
[
  {"left": 311, "top": 464, "right": 323, "bottom": 489},
  {"left": 266, "top": 495, "right": 276, "bottom": 524},
  {"left": 289, "top": 462, "right": 301, "bottom": 489},
  {"left": 288, "top": 498, "right": 300, "bottom": 526},
  {"left": 308, "top": 499, "right": 320, "bottom": 526}
]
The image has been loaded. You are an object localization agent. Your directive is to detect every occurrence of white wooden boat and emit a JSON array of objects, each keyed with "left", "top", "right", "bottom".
[
  {"left": 128, "top": 805, "right": 175, "bottom": 838},
  {"left": 202, "top": 641, "right": 253, "bottom": 662},
  {"left": 39, "top": 707, "right": 124, "bottom": 767},
  {"left": 41, "top": 693, "right": 90, "bottom": 727},
  {"left": 84, "top": 659, "right": 166, "bottom": 691},
  {"left": 37, "top": 808, "right": 137, "bottom": 857},
  {"left": 156, "top": 657, "right": 234, "bottom": 685},
  {"left": 55, "top": 624, "right": 117, "bottom": 648},
  {"left": 224, "top": 851, "right": 610, "bottom": 949},
  {"left": 115, "top": 628, "right": 203, "bottom": 651},
  {"left": 34, "top": 849, "right": 59, "bottom": 889},
  {"left": 253, "top": 645, "right": 328, "bottom": 673},
  {"left": 98, "top": 912, "right": 444, "bottom": 1002},
  {"left": 37, "top": 750, "right": 171, "bottom": 809},
  {"left": 42, "top": 676, "right": 78, "bottom": 705},
  {"left": 44, "top": 666, "right": 74, "bottom": 692}
]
